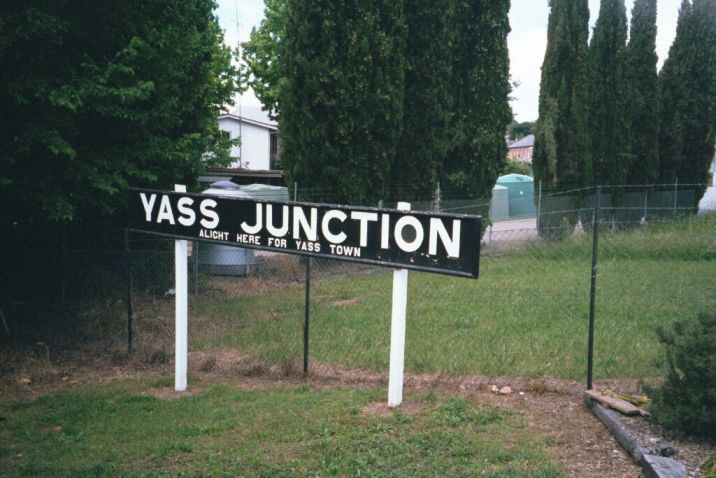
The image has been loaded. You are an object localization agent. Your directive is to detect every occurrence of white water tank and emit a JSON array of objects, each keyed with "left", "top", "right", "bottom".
[{"left": 199, "top": 181, "right": 256, "bottom": 275}]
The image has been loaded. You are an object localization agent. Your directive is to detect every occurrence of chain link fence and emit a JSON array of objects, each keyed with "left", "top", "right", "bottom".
[{"left": 2, "top": 183, "right": 715, "bottom": 384}]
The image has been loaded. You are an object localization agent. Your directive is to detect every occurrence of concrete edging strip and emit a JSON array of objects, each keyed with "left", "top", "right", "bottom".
[{"left": 586, "top": 397, "right": 687, "bottom": 478}]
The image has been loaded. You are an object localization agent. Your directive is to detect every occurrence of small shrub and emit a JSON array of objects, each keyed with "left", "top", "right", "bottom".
[{"left": 648, "top": 312, "right": 716, "bottom": 438}]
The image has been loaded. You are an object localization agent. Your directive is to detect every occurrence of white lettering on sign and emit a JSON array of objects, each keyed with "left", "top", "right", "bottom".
[
  {"left": 295, "top": 240, "right": 321, "bottom": 252},
  {"left": 428, "top": 218, "right": 460, "bottom": 258},
  {"left": 329, "top": 244, "right": 361, "bottom": 257},
  {"left": 138, "top": 193, "right": 219, "bottom": 229},
  {"left": 199, "top": 229, "right": 228, "bottom": 240},
  {"left": 236, "top": 234, "right": 261, "bottom": 245},
  {"left": 266, "top": 204, "right": 290, "bottom": 237},
  {"left": 140, "top": 193, "right": 157, "bottom": 221},
  {"left": 293, "top": 207, "right": 317, "bottom": 241},
  {"left": 133, "top": 193, "right": 469, "bottom": 261},
  {"left": 157, "top": 195, "right": 176, "bottom": 224},
  {"left": 322, "top": 210, "right": 347, "bottom": 244},
  {"left": 381, "top": 214, "right": 390, "bottom": 249},
  {"left": 350, "top": 211, "right": 378, "bottom": 247},
  {"left": 199, "top": 199, "right": 219, "bottom": 229},
  {"left": 177, "top": 197, "right": 195, "bottom": 226},
  {"left": 241, "top": 203, "right": 262, "bottom": 234},
  {"left": 394, "top": 215, "right": 424, "bottom": 253}
]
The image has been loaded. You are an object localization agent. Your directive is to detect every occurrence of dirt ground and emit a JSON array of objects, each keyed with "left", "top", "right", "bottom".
[{"left": 2, "top": 347, "right": 714, "bottom": 477}]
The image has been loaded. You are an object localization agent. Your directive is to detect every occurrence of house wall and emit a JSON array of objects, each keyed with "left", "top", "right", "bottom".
[
  {"left": 508, "top": 146, "right": 533, "bottom": 163},
  {"left": 218, "top": 117, "right": 272, "bottom": 170}
]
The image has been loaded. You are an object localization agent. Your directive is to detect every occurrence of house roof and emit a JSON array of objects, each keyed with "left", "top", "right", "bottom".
[
  {"left": 220, "top": 105, "right": 278, "bottom": 130},
  {"left": 508, "top": 134, "right": 534, "bottom": 149}
]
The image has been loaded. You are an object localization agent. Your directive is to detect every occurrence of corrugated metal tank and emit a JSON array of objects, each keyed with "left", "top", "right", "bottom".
[
  {"left": 240, "top": 183, "right": 289, "bottom": 202},
  {"left": 199, "top": 181, "right": 256, "bottom": 276}
]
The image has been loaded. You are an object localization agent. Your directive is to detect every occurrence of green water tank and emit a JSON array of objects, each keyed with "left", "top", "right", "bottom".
[{"left": 495, "top": 174, "right": 536, "bottom": 218}]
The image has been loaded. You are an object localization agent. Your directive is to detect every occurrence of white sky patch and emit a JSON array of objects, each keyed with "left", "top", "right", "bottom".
[
  {"left": 508, "top": 28, "right": 547, "bottom": 122},
  {"left": 216, "top": 0, "right": 681, "bottom": 121}
]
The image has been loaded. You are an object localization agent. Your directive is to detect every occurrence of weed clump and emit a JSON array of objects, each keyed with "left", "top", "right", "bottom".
[{"left": 649, "top": 312, "right": 716, "bottom": 438}]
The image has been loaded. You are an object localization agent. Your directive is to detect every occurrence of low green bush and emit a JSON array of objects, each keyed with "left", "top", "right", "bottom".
[{"left": 649, "top": 312, "right": 716, "bottom": 438}]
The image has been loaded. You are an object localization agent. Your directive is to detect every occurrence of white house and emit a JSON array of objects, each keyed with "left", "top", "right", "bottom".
[{"left": 218, "top": 106, "right": 279, "bottom": 171}]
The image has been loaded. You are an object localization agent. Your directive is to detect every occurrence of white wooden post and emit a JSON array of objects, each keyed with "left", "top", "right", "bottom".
[
  {"left": 388, "top": 201, "right": 410, "bottom": 407},
  {"left": 174, "top": 184, "right": 188, "bottom": 391}
]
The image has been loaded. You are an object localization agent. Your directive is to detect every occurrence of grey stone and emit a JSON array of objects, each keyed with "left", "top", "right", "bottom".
[{"left": 642, "top": 454, "right": 687, "bottom": 478}]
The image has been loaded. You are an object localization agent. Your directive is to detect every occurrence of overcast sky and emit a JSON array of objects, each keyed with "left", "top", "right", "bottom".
[{"left": 217, "top": 0, "right": 682, "bottom": 122}]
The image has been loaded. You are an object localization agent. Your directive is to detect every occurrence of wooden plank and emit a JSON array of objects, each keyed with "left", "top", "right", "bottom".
[{"left": 585, "top": 390, "right": 642, "bottom": 415}]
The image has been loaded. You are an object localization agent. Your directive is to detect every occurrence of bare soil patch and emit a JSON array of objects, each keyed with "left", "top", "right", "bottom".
[
  {"left": 3, "top": 347, "right": 713, "bottom": 477},
  {"left": 361, "top": 400, "right": 429, "bottom": 418}
]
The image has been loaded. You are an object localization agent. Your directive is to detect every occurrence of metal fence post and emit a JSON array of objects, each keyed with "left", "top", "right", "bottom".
[
  {"left": 124, "top": 228, "right": 133, "bottom": 354},
  {"left": 536, "top": 181, "right": 542, "bottom": 230},
  {"left": 587, "top": 186, "right": 601, "bottom": 390},
  {"left": 303, "top": 258, "right": 311, "bottom": 375},
  {"left": 673, "top": 178, "right": 678, "bottom": 219},
  {"left": 193, "top": 241, "right": 199, "bottom": 295},
  {"left": 435, "top": 182, "right": 442, "bottom": 212}
]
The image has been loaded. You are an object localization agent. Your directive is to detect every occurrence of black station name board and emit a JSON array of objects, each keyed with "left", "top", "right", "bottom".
[{"left": 128, "top": 189, "right": 481, "bottom": 278}]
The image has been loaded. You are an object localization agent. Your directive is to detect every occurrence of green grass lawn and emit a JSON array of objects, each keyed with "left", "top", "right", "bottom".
[
  {"left": 0, "top": 381, "right": 563, "bottom": 477},
  {"left": 193, "top": 217, "right": 716, "bottom": 380}
]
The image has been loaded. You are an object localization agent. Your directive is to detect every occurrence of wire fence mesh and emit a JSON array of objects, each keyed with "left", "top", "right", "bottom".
[{"left": 2, "top": 183, "right": 715, "bottom": 384}]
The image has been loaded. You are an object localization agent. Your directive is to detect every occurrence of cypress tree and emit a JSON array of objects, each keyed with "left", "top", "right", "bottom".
[
  {"left": 626, "top": 0, "right": 659, "bottom": 186},
  {"left": 390, "top": 0, "right": 454, "bottom": 202},
  {"left": 589, "top": 0, "right": 631, "bottom": 187},
  {"left": 659, "top": 0, "right": 716, "bottom": 192},
  {"left": 280, "top": 1, "right": 406, "bottom": 205},
  {"left": 443, "top": 0, "right": 512, "bottom": 205},
  {"left": 658, "top": 0, "right": 691, "bottom": 184},
  {"left": 533, "top": 0, "right": 592, "bottom": 191}
]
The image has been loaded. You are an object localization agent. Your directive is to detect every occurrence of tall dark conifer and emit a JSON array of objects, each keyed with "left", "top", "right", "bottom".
[
  {"left": 443, "top": 0, "right": 512, "bottom": 204},
  {"left": 533, "top": 0, "right": 592, "bottom": 191},
  {"left": 280, "top": 1, "right": 406, "bottom": 205},
  {"left": 626, "top": 0, "right": 659, "bottom": 185},
  {"left": 658, "top": 0, "right": 716, "bottom": 190},
  {"left": 658, "top": 0, "right": 691, "bottom": 184},
  {"left": 390, "top": 0, "right": 454, "bottom": 202},
  {"left": 589, "top": 0, "right": 631, "bottom": 187}
]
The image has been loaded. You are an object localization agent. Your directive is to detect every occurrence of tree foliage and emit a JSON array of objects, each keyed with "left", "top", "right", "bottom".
[
  {"left": 626, "top": 0, "right": 659, "bottom": 185},
  {"left": 0, "top": 0, "right": 239, "bottom": 223},
  {"left": 589, "top": 0, "right": 631, "bottom": 187},
  {"left": 658, "top": 0, "right": 716, "bottom": 189},
  {"left": 443, "top": 0, "right": 512, "bottom": 202},
  {"left": 241, "top": 0, "right": 286, "bottom": 121},
  {"left": 246, "top": 1, "right": 511, "bottom": 205},
  {"left": 533, "top": 0, "right": 592, "bottom": 192},
  {"left": 649, "top": 312, "right": 716, "bottom": 438},
  {"left": 390, "top": 0, "right": 454, "bottom": 201},
  {"left": 280, "top": 0, "right": 406, "bottom": 205},
  {"left": 508, "top": 120, "right": 536, "bottom": 141}
]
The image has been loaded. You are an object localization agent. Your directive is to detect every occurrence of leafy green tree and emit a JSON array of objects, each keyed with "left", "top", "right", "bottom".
[
  {"left": 0, "top": 0, "right": 239, "bottom": 223},
  {"left": 241, "top": 0, "right": 286, "bottom": 120},
  {"left": 508, "top": 120, "right": 536, "bottom": 141},
  {"left": 390, "top": 0, "right": 454, "bottom": 201},
  {"left": 501, "top": 159, "right": 532, "bottom": 177},
  {"left": 626, "top": 0, "right": 659, "bottom": 186},
  {"left": 280, "top": 0, "right": 406, "bottom": 205},
  {"left": 443, "top": 0, "right": 512, "bottom": 203},
  {"left": 589, "top": 0, "right": 631, "bottom": 187},
  {"left": 658, "top": 0, "right": 716, "bottom": 192},
  {"left": 533, "top": 0, "right": 592, "bottom": 191}
]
